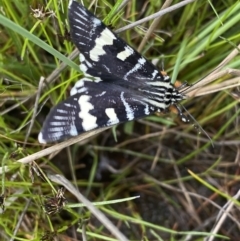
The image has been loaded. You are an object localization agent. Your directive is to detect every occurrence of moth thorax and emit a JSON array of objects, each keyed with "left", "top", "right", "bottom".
[{"left": 167, "top": 86, "right": 184, "bottom": 105}]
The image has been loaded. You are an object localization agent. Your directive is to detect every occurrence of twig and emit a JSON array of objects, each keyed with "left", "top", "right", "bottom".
[
  {"left": 115, "top": 0, "right": 197, "bottom": 34},
  {"left": 17, "top": 127, "right": 109, "bottom": 164},
  {"left": 23, "top": 77, "right": 45, "bottom": 147}
]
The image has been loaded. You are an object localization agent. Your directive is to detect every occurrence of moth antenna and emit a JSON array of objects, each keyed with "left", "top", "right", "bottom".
[
  {"left": 179, "top": 104, "right": 214, "bottom": 148},
  {"left": 174, "top": 77, "right": 214, "bottom": 147}
]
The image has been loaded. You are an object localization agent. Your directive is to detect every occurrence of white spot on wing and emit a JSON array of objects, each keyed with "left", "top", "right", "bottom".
[
  {"left": 93, "top": 18, "right": 101, "bottom": 26},
  {"left": 105, "top": 108, "right": 119, "bottom": 126},
  {"left": 120, "top": 92, "right": 134, "bottom": 120},
  {"left": 139, "top": 89, "right": 164, "bottom": 98},
  {"left": 163, "top": 75, "right": 170, "bottom": 81},
  {"left": 144, "top": 104, "right": 150, "bottom": 115},
  {"left": 69, "top": 125, "right": 78, "bottom": 136},
  {"left": 38, "top": 132, "right": 46, "bottom": 144},
  {"left": 124, "top": 57, "right": 146, "bottom": 80},
  {"left": 103, "top": 64, "right": 110, "bottom": 73},
  {"left": 70, "top": 80, "right": 84, "bottom": 96},
  {"left": 94, "top": 77, "right": 103, "bottom": 83},
  {"left": 56, "top": 109, "right": 68, "bottom": 114},
  {"left": 75, "top": 26, "right": 89, "bottom": 36},
  {"left": 51, "top": 132, "right": 64, "bottom": 141},
  {"left": 71, "top": 79, "right": 90, "bottom": 96},
  {"left": 71, "top": 78, "right": 101, "bottom": 95},
  {"left": 80, "top": 63, "right": 88, "bottom": 73},
  {"left": 68, "top": 0, "right": 73, "bottom": 8},
  {"left": 89, "top": 28, "right": 116, "bottom": 61},
  {"left": 72, "top": 5, "right": 89, "bottom": 21},
  {"left": 143, "top": 98, "right": 166, "bottom": 110},
  {"left": 96, "top": 91, "right": 106, "bottom": 97},
  {"left": 50, "top": 121, "right": 69, "bottom": 126},
  {"left": 146, "top": 81, "right": 171, "bottom": 88},
  {"left": 71, "top": 86, "right": 88, "bottom": 96},
  {"left": 151, "top": 70, "right": 158, "bottom": 80},
  {"left": 85, "top": 60, "right": 92, "bottom": 67},
  {"left": 79, "top": 53, "right": 85, "bottom": 62},
  {"left": 64, "top": 103, "right": 74, "bottom": 108},
  {"left": 77, "top": 41, "right": 87, "bottom": 46},
  {"left": 49, "top": 127, "right": 65, "bottom": 132},
  {"left": 78, "top": 95, "right": 98, "bottom": 131},
  {"left": 117, "top": 46, "right": 134, "bottom": 61},
  {"left": 54, "top": 116, "right": 69, "bottom": 120}
]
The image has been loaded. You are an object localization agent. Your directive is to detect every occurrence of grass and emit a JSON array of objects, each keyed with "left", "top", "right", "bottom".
[{"left": 1, "top": 0, "right": 240, "bottom": 240}]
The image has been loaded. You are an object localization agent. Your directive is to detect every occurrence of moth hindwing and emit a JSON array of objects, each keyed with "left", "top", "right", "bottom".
[{"left": 38, "top": 0, "right": 184, "bottom": 143}]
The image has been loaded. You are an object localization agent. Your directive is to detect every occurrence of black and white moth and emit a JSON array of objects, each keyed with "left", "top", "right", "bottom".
[{"left": 38, "top": 0, "right": 186, "bottom": 144}]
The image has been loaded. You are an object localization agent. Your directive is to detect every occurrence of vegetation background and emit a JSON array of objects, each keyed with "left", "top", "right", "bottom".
[{"left": 0, "top": 0, "right": 240, "bottom": 240}]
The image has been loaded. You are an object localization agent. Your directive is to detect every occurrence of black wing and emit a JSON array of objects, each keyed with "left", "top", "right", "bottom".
[
  {"left": 38, "top": 79, "right": 163, "bottom": 143},
  {"left": 68, "top": 0, "right": 167, "bottom": 86}
]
